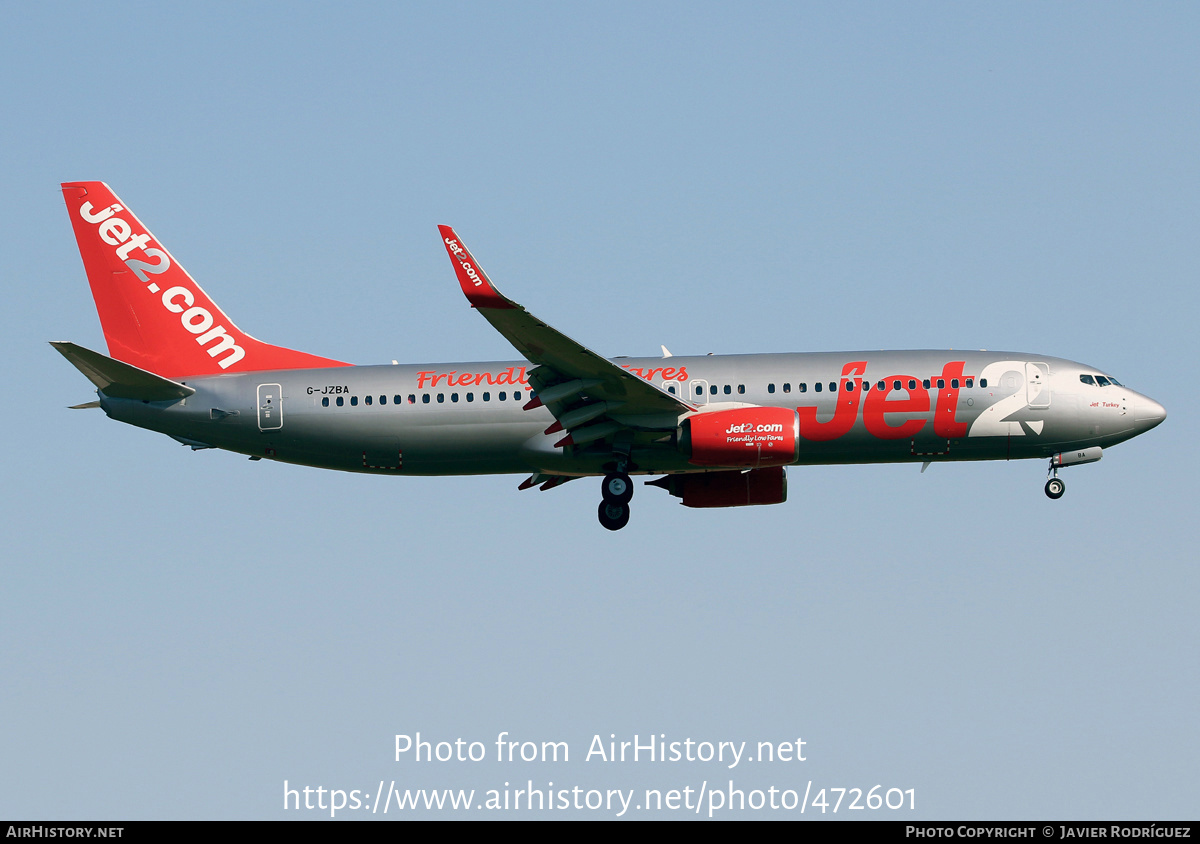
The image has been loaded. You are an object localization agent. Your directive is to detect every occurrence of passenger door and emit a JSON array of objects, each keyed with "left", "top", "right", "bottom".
[{"left": 257, "top": 383, "right": 283, "bottom": 431}]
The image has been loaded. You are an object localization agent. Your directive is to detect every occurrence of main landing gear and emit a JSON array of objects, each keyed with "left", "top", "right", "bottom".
[{"left": 598, "top": 471, "right": 633, "bottom": 530}]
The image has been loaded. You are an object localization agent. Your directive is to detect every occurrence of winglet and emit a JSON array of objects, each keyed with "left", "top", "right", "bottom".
[{"left": 437, "top": 225, "right": 515, "bottom": 310}]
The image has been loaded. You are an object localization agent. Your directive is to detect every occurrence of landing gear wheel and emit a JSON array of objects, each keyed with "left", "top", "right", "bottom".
[
  {"left": 598, "top": 500, "right": 631, "bottom": 531},
  {"left": 601, "top": 472, "right": 634, "bottom": 505},
  {"left": 1045, "top": 477, "right": 1065, "bottom": 499}
]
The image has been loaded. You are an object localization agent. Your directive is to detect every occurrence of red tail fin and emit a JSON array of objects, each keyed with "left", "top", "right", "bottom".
[{"left": 61, "top": 182, "right": 350, "bottom": 378}]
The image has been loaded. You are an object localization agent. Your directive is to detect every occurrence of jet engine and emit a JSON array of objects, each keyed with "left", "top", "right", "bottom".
[
  {"left": 648, "top": 467, "right": 787, "bottom": 508},
  {"left": 679, "top": 407, "right": 799, "bottom": 468}
]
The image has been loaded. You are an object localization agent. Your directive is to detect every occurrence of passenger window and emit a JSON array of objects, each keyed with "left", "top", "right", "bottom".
[
  {"left": 467, "top": 392, "right": 474, "bottom": 402},
  {"left": 483, "top": 392, "right": 491, "bottom": 401},
  {"left": 922, "top": 379, "right": 931, "bottom": 389},
  {"left": 336, "top": 396, "right": 344, "bottom": 406},
  {"left": 437, "top": 393, "right": 445, "bottom": 403},
  {"left": 862, "top": 381, "right": 870, "bottom": 391},
  {"left": 937, "top": 379, "right": 945, "bottom": 389},
  {"left": 908, "top": 380, "right": 916, "bottom": 390},
  {"left": 710, "top": 385, "right": 717, "bottom": 395},
  {"left": 408, "top": 394, "right": 415, "bottom": 404},
  {"left": 768, "top": 383, "right": 775, "bottom": 394},
  {"left": 878, "top": 380, "right": 885, "bottom": 391},
  {"left": 799, "top": 383, "right": 807, "bottom": 393},
  {"left": 351, "top": 396, "right": 358, "bottom": 406},
  {"left": 965, "top": 379, "right": 973, "bottom": 388},
  {"left": 980, "top": 378, "right": 987, "bottom": 388},
  {"left": 951, "top": 379, "right": 958, "bottom": 389},
  {"left": 322, "top": 397, "right": 329, "bottom": 407},
  {"left": 893, "top": 380, "right": 901, "bottom": 391},
  {"left": 828, "top": 382, "right": 836, "bottom": 392},
  {"left": 668, "top": 385, "right": 676, "bottom": 394},
  {"left": 394, "top": 395, "right": 402, "bottom": 404},
  {"left": 380, "top": 395, "right": 387, "bottom": 405},
  {"left": 451, "top": 393, "right": 459, "bottom": 402},
  {"left": 783, "top": 383, "right": 791, "bottom": 393},
  {"left": 498, "top": 392, "right": 506, "bottom": 401},
  {"left": 694, "top": 385, "right": 703, "bottom": 396},
  {"left": 844, "top": 381, "right": 854, "bottom": 392},
  {"left": 422, "top": 394, "right": 430, "bottom": 404},
  {"left": 737, "top": 385, "right": 745, "bottom": 394},
  {"left": 365, "top": 395, "right": 373, "bottom": 405},
  {"left": 723, "top": 385, "right": 731, "bottom": 395},
  {"left": 814, "top": 382, "right": 822, "bottom": 393}
]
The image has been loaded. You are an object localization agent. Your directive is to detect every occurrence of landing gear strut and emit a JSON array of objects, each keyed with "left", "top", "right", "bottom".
[
  {"left": 1045, "top": 461, "right": 1065, "bottom": 500},
  {"left": 598, "top": 470, "right": 633, "bottom": 530}
]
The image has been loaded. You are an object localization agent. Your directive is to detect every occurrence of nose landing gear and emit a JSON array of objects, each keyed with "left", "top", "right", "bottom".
[
  {"left": 1045, "top": 458, "right": 1066, "bottom": 499},
  {"left": 1043, "top": 447, "right": 1102, "bottom": 499},
  {"left": 598, "top": 470, "right": 633, "bottom": 530}
]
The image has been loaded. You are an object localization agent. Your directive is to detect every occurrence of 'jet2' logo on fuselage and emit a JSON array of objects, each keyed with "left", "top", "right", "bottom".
[{"left": 78, "top": 201, "right": 245, "bottom": 369}]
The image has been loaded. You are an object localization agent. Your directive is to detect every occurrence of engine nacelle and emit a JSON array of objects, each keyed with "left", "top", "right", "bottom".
[
  {"left": 680, "top": 407, "right": 799, "bottom": 468},
  {"left": 648, "top": 467, "right": 787, "bottom": 508}
]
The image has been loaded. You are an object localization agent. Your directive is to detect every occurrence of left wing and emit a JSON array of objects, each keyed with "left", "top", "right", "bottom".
[{"left": 437, "top": 226, "right": 696, "bottom": 448}]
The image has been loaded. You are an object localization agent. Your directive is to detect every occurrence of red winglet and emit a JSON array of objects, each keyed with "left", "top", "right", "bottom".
[{"left": 437, "top": 225, "right": 515, "bottom": 310}]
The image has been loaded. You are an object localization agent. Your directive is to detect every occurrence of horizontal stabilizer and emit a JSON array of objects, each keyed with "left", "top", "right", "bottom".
[{"left": 50, "top": 341, "right": 196, "bottom": 401}]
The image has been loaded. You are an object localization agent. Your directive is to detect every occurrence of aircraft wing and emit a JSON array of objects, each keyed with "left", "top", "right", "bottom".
[{"left": 438, "top": 226, "right": 695, "bottom": 427}]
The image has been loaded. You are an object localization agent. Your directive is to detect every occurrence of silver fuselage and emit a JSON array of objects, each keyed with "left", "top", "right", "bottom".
[{"left": 100, "top": 350, "right": 1166, "bottom": 477}]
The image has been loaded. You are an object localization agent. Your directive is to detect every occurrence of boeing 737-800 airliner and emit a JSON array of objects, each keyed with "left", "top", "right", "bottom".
[{"left": 54, "top": 182, "right": 1167, "bottom": 529}]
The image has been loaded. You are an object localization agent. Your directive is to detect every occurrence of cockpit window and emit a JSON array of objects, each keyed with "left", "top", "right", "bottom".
[{"left": 1081, "top": 373, "right": 1124, "bottom": 387}]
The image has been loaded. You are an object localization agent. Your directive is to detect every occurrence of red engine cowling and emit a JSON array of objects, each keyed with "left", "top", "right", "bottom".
[
  {"left": 681, "top": 407, "right": 799, "bottom": 468},
  {"left": 648, "top": 467, "right": 788, "bottom": 508}
]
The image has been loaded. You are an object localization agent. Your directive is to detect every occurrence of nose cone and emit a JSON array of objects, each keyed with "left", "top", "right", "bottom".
[{"left": 1134, "top": 395, "right": 1167, "bottom": 431}]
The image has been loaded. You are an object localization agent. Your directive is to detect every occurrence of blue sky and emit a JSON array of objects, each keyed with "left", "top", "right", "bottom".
[{"left": 2, "top": 2, "right": 1197, "bottom": 819}]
